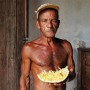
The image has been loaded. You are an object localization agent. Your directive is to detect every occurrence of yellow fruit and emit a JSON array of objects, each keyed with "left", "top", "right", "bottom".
[{"left": 38, "top": 66, "right": 69, "bottom": 83}]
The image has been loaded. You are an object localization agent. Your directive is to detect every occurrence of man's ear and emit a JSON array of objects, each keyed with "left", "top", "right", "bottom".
[
  {"left": 36, "top": 20, "right": 40, "bottom": 29},
  {"left": 57, "top": 20, "right": 60, "bottom": 28}
]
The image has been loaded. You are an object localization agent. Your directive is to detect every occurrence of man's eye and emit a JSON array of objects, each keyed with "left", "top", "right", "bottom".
[
  {"left": 52, "top": 19, "right": 58, "bottom": 23},
  {"left": 41, "top": 19, "right": 47, "bottom": 22},
  {"left": 40, "top": 19, "right": 59, "bottom": 23}
]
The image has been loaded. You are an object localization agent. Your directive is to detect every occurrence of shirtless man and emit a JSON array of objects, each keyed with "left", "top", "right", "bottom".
[{"left": 19, "top": 3, "right": 76, "bottom": 90}]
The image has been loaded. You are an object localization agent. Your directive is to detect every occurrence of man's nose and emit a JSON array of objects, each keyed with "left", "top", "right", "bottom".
[{"left": 47, "top": 20, "right": 53, "bottom": 27}]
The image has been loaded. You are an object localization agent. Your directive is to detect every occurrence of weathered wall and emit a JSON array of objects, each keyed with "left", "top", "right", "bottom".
[{"left": 29, "top": 0, "right": 90, "bottom": 90}]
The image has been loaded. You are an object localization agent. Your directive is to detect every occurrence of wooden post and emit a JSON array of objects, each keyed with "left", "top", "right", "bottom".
[{"left": 0, "top": 0, "right": 25, "bottom": 90}]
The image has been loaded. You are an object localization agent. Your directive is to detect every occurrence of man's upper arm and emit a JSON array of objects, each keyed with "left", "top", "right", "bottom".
[
  {"left": 63, "top": 40, "right": 76, "bottom": 81},
  {"left": 67, "top": 42, "right": 75, "bottom": 71},
  {"left": 21, "top": 44, "right": 31, "bottom": 77},
  {"left": 20, "top": 44, "right": 31, "bottom": 89}
]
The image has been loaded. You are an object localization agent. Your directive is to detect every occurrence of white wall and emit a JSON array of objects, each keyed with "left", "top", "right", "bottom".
[{"left": 29, "top": 0, "right": 90, "bottom": 90}]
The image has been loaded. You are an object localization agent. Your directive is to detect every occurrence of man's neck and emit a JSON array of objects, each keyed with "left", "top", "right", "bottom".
[{"left": 40, "top": 36, "right": 55, "bottom": 46}]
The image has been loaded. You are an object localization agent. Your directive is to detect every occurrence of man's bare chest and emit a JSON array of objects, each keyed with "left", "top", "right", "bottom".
[{"left": 31, "top": 45, "right": 68, "bottom": 68}]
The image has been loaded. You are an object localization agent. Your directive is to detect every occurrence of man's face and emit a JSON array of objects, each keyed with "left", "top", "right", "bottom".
[{"left": 36, "top": 9, "right": 60, "bottom": 38}]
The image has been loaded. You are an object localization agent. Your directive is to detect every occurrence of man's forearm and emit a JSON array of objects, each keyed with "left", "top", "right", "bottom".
[
  {"left": 19, "top": 76, "right": 30, "bottom": 90},
  {"left": 26, "top": 76, "right": 30, "bottom": 90}
]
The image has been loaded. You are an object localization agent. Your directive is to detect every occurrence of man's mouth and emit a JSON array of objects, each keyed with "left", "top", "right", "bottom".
[{"left": 45, "top": 29, "right": 54, "bottom": 32}]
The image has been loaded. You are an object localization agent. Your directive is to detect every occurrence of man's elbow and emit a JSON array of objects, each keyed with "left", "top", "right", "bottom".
[{"left": 68, "top": 69, "right": 76, "bottom": 82}]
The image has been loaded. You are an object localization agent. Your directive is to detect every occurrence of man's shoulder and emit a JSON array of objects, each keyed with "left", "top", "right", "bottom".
[
  {"left": 23, "top": 41, "right": 35, "bottom": 48},
  {"left": 61, "top": 39, "right": 71, "bottom": 45},
  {"left": 23, "top": 38, "right": 40, "bottom": 49},
  {"left": 21, "top": 41, "right": 37, "bottom": 56},
  {"left": 55, "top": 38, "right": 71, "bottom": 45},
  {"left": 56, "top": 38, "right": 72, "bottom": 53},
  {"left": 61, "top": 39, "right": 72, "bottom": 53}
]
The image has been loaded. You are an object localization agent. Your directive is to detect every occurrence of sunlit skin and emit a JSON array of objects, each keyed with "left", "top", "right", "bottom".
[{"left": 19, "top": 9, "right": 76, "bottom": 90}]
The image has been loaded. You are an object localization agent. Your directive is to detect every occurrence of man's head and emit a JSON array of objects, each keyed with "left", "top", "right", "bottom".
[{"left": 35, "top": 3, "right": 60, "bottom": 38}]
